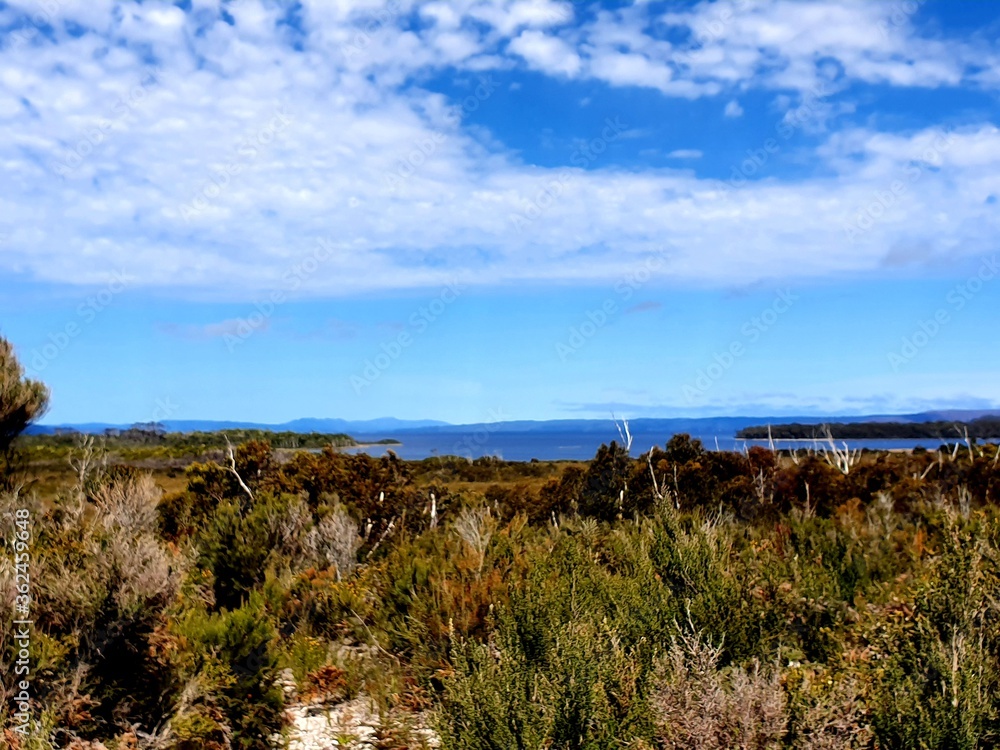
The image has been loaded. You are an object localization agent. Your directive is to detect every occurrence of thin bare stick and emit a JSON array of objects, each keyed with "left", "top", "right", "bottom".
[
  {"left": 956, "top": 424, "right": 977, "bottom": 464},
  {"left": 223, "top": 435, "right": 254, "bottom": 501},
  {"left": 348, "top": 607, "right": 401, "bottom": 665},
  {"left": 647, "top": 448, "right": 664, "bottom": 501},
  {"left": 365, "top": 517, "right": 396, "bottom": 560},
  {"left": 613, "top": 414, "right": 633, "bottom": 452},
  {"left": 672, "top": 464, "right": 680, "bottom": 510},
  {"left": 753, "top": 467, "right": 772, "bottom": 505}
]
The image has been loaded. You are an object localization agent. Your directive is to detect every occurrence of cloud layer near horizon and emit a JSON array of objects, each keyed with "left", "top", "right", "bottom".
[{"left": 2, "top": 0, "right": 999, "bottom": 298}]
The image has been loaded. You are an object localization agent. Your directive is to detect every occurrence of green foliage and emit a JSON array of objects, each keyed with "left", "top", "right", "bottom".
[
  {"left": 10, "top": 422, "right": 1000, "bottom": 748},
  {"left": 0, "top": 336, "right": 49, "bottom": 484},
  {"left": 439, "top": 539, "right": 658, "bottom": 749},
  {"left": 21, "top": 428, "right": 356, "bottom": 460},
  {"left": 173, "top": 593, "right": 286, "bottom": 749},
  {"left": 410, "top": 454, "right": 553, "bottom": 485},
  {"left": 866, "top": 509, "right": 1000, "bottom": 748},
  {"left": 740, "top": 417, "right": 1000, "bottom": 441},
  {"left": 196, "top": 491, "right": 309, "bottom": 609},
  {"left": 578, "top": 440, "right": 632, "bottom": 521},
  {"left": 369, "top": 522, "right": 515, "bottom": 670}
]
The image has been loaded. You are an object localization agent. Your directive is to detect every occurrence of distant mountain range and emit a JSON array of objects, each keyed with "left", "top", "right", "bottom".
[
  {"left": 27, "top": 410, "right": 1000, "bottom": 439},
  {"left": 25, "top": 417, "right": 449, "bottom": 436}
]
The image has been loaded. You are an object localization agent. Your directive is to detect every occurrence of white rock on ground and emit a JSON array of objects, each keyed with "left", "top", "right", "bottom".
[
  {"left": 285, "top": 695, "right": 440, "bottom": 750},
  {"left": 286, "top": 696, "right": 379, "bottom": 750}
]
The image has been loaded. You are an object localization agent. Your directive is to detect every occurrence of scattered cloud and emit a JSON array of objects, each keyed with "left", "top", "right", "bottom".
[
  {"left": 724, "top": 99, "right": 744, "bottom": 118},
  {"left": 0, "top": 0, "right": 998, "bottom": 301},
  {"left": 624, "top": 301, "right": 663, "bottom": 315},
  {"left": 325, "top": 319, "right": 360, "bottom": 340},
  {"left": 157, "top": 318, "right": 270, "bottom": 340},
  {"left": 508, "top": 29, "right": 582, "bottom": 77},
  {"left": 665, "top": 149, "right": 703, "bottom": 160},
  {"left": 292, "top": 318, "right": 360, "bottom": 342}
]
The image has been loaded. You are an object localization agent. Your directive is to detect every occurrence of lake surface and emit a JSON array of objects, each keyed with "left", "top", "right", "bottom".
[{"left": 350, "top": 429, "right": 955, "bottom": 461}]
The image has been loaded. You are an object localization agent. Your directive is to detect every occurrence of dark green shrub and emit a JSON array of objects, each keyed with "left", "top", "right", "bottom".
[
  {"left": 578, "top": 441, "right": 632, "bottom": 521},
  {"left": 173, "top": 593, "right": 286, "bottom": 749}
]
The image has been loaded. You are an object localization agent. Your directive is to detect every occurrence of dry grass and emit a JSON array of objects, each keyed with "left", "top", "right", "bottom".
[
  {"left": 653, "top": 630, "right": 786, "bottom": 749},
  {"left": 305, "top": 504, "right": 362, "bottom": 580}
]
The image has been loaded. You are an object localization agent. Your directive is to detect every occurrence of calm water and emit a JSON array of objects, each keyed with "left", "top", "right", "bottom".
[{"left": 349, "top": 429, "right": 952, "bottom": 462}]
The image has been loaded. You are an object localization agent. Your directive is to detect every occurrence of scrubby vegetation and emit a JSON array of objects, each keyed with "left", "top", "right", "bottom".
[
  {"left": 20, "top": 428, "right": 360, "bottom": 464},
  {"left": 739, "top": 416, "right": 1000, "bottom": 441},
  {"left": 0, "top": 338, "right": 49, "bottom": 488},
  {"left": 5, "top": 340, "right": 1000, "bottom": 748}
]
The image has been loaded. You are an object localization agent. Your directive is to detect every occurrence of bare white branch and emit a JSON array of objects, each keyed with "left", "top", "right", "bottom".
[
  {"left": 223, "top": 434, "right": 254, "bottom": 501},
  {"left": 613, "top": 413, "right": 633, "bottom": 453},
  {"left": 818, "top": 426, "right": 860, "bottom": 475}
]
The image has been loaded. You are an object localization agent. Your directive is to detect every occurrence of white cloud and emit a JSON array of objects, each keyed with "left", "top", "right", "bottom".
[
  {"left": 468, "top": 0, "right": 575, "bottom": 36},
  {"left": 508, "top": 30, "right": 581, "bottom": 76},
  {"left": 666, "top": 149, "right": 703, "bottom": 159},
  {"left": 501, "top": 0, "right": 995, "bottom": 101},
  {"left": 724, "top": 99, "right": 744, "bottom": 118},
  {"left": 588, "top": 50, "right": 675, "bottom": 92},
  {"left": 657, "top": 0, "right": 985, "bottom": 95},
  {"left": 0, "top": 1, "right": 998, "bottom": 300}
]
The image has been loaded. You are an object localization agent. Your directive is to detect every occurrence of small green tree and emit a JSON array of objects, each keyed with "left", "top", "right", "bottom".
[
  {"left": 578, "top": 441, "right": 633, "bottom": 521},
  {"left": 0, "top": 336, "right": 49, "bottom": 481}
]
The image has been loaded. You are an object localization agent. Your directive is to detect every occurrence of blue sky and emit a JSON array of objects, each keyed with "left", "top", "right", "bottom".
[{"left": 1, "top": 0, "right": 999, "bottom": 425}]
